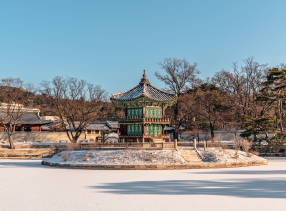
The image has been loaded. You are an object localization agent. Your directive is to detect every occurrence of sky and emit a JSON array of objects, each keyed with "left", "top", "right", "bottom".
[{"left": 1, "top": 0, "right": 286, "bottom": 96}]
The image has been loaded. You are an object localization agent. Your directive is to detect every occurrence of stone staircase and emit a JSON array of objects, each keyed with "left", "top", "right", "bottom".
[{"left": 179, "top": 149, "right": 203, "bottom": 163}]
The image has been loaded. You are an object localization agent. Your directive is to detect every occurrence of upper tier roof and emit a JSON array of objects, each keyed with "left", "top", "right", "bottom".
[{"left": 111, "top": 71, "right": 177, "bottom": 102}]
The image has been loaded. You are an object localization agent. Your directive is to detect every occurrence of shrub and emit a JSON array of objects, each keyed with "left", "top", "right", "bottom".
[
  {"left": 241, "top": 139, "right": 251, "bottom": 153},
  {"left": 233, "top": 139, "right": 241, "bottom": 151},
  {"left": 67, "top": 143, "right": 80, "bottom": 151},
  {"left": 83, "top": 155, "right": 89, "bottom": 161},
  {"left": 221, "top": 144, "right": 229, "bottom": 149},
  {"left": 62, "top": 155, "right": 69, "bottom": 161},
  {"left": 249, "top": 150, "right": 259, "bottom": 156},
  {"left": 234, "top": 151, "right": 239, "bottom": 160}
]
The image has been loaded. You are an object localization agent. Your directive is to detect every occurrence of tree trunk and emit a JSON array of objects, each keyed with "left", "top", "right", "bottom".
[
  {"left": 173, "top": 102, "right": 179, "bottom": 140},
  {"left": 174, "top": 127, "right": 179, "bottom": 141},
  {"left": 278, "top": 100, "right": 283, "bottom": 132},
  {"left": 210, "top": 121, "right": 215, "bottom": 142},
  {"left": 8, "top": 133, "right": 15, "bottom": 149}
]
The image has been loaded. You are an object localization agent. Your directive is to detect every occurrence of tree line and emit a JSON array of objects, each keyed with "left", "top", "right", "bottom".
[
  {"left": 158, "top": 57, "right": 286, "bottom": 152},
  {"left": 1, "top": 56, "right": 286, "bottom": 152}
]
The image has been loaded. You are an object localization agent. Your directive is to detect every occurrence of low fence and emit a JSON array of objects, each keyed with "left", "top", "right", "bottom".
[
  {"left": 80, "top": 142, "right": 175, "bottom": 149},
  {"left": 177, "top": 141, "right": 221, "bottom": 148}
]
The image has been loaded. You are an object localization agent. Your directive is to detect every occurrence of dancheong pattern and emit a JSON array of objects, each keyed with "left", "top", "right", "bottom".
[
  {"left": 145, "top": 124, "right": 162, "bottom": 137},
  {"left": 145, "top": 108, "right": 162, "bottom": 118},
  {"left": 127, "top": 108, "right": 143, "bottom": 118},
  {"left": 127, "top": 124, "right": 143, "bottom": 135}
]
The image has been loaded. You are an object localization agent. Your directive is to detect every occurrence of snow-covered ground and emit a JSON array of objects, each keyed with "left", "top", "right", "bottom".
[
  {"left": 46, "top": 150, "right": 187, "bottom": 165},
  {"left": 199, "top": 149, "right": 266, "bottom": 163},
  {"left": 0, "top": 158, "right": 285, "bottom": 211}
]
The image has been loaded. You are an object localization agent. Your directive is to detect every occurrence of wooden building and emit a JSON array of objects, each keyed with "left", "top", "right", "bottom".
[
  {"left": 111, "top": 70, "right": 177, "bottom": 143},
  {"left": 0, "top": 107, "right": 51, "bottom": 132},
  {"left": 85, "top": 121, "right": 119, "bottom": 142}
]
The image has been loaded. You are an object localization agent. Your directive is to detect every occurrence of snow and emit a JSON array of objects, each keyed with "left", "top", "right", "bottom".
[
  {"left": 104, "top": 132, "right": 119, "bottom": 144},
  {"left": 0, "top": 158, "right": 285, "bottom": 211},
  {"left": 199, "top": 149, "right": 266, "bottom": 163},
  {"left": 46, "top": 150, "right": 187, "bottom": 165},
  {"left": 45, "top": 149, "right": 265, "bottom": 166}
]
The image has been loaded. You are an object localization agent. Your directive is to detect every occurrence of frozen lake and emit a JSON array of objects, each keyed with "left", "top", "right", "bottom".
[{"left": 0, "top": 158, "right": 285, "bottom": 211}]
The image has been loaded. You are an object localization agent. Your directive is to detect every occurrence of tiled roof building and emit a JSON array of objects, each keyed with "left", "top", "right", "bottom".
[
  {"left": 111, "top": 70, "right": 177, "bottom": 143},
  {"left": 0, "top": 107, "right": 51, "bottom": 132}
]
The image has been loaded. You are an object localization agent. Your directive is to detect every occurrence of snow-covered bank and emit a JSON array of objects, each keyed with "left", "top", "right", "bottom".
[
  {"left": 199, "top": 149, "right": 266, "bottom": 163},
  {"left": 45, "top": 149, "right": 267, "bottom": 166},
  {"left": 46, "top": 150, "right": 187, "bottom": 165}
]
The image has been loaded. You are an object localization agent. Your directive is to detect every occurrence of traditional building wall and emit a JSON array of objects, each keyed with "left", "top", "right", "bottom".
[{"left": 0, "top": 132, "right": 85, "bottom": 143}]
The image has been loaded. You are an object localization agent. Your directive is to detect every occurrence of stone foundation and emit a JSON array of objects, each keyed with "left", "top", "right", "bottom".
[{"left": 41, "top": 160, "right": 268, "bottom": 170}]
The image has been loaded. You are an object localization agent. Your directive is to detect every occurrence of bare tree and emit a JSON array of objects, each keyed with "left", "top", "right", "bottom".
[
  {"left": 40, "top": 76, "right": 108, "bottom": 143},
  {"left": 0, "top": 78, "right": 26, "bottom": 149},
  {"left": 155, "top": 57, "right": 200, "bottom": 140}
]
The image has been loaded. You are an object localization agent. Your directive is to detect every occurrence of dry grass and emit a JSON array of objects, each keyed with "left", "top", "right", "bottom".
[
  {"left": 234, "top": 151, "right": 239, "bottom": 159},
  {"left": 83, "top": 155, "right": 89, "bottom": 161},
  {"left": 249, "top": 150, "right": 259, "bottom": 156},
  {"left": 62, "top": 155, "right": 69, "bottom": 161}
]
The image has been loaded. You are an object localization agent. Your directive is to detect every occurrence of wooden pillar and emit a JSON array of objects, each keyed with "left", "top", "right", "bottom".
[
  {"left": 137, "top": 138, "right": 139, "bottom": 143},
  {"left": 143, "top": 106, "right": 146, "bottom": 118},
  {"left": 204, "top": 140, "right": 206, "bottom": 151}
]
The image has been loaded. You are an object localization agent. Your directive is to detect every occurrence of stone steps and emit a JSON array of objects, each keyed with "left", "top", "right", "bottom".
[{"left": 179, "top": 150, "right": 203, "bottom": 163}]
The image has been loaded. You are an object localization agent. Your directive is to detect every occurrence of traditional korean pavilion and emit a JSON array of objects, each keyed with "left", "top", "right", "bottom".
[{"left": 111, "top": 70, "right": 177, "bottom": 143}]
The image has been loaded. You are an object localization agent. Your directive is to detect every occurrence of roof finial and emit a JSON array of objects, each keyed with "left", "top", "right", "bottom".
[{"left": 139, "top": 70, "right": 150, "bottom": 85}]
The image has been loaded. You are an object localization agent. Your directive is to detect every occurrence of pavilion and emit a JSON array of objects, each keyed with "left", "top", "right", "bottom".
[{"left": 111, "top": 70, "right": 177, "bottom": 143}]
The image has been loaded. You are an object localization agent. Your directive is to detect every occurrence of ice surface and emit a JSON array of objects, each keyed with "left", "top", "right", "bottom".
[{"left": 0, "top": 158, "right": 285, "bottom": 211}]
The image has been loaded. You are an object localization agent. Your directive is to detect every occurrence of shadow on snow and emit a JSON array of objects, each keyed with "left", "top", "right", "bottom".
[
  {"left": 92, "top": 178, "right": 286, "bottom": 198},
  {"left": 0, "top": 160, "right": 48, "bottom": 168}
]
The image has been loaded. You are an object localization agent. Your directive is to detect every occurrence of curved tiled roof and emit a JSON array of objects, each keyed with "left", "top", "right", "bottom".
[
  {"left": 111, "top": 71, "right": 177, "bottom": 102},
  {"left": 0, "top": 112, "right": 51, "bottom": 125}
]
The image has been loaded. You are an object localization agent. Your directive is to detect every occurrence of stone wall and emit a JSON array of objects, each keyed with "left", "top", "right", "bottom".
[
  {"left": 41, "top": 160, "right": 268, "bottom": 170},
  {"left": 0, "top": 132, "right": 97, "bottom": 143}
]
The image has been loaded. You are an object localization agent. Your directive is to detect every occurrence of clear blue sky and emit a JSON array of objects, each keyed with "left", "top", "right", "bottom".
[{"left": 1, "top": 0, "right": 286, "bottom": 95}]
